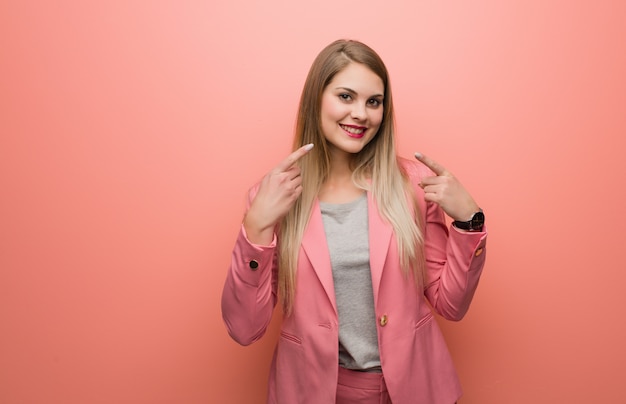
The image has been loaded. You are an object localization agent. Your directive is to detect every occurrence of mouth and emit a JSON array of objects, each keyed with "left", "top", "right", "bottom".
[{"left": 339, "top": 124, "right": 367, "bottom": 138}]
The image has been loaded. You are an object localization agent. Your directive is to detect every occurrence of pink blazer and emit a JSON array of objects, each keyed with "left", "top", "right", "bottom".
[{"left": 222, "top": 158, "right": 487, "bottom": 404}]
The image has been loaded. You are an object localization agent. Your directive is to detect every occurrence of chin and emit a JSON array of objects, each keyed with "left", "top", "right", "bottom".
[{"left": 344, "top": 146, "right": 368, "bottom": 156}]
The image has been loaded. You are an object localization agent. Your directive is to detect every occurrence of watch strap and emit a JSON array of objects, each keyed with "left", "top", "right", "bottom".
[{"left": 452, "top": 210, "right": 484, "bottom": 232}]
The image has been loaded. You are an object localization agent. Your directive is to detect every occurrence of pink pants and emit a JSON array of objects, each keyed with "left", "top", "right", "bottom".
[{"left": 335, "top": 366, "right": 392, "bottom": 404}]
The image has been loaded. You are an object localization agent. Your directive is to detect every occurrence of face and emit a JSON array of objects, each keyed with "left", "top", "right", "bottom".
[{"left": 320, "top": 62, "right": 384, "bottom": 159}]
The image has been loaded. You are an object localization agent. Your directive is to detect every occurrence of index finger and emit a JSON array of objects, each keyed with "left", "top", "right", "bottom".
[
  {"left": 276, "top": 143, "right": 314, "bottom": 172},
  {"left": 414, "top": 152, "right": 448, "bottom": 176}
]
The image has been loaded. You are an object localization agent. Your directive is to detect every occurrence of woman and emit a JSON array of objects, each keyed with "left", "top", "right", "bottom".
[{"left": 221, "top": 39, "right": 487, "bottom": 404}]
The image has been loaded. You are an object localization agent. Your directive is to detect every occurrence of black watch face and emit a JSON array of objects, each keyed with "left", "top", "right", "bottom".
[{"left": 471, "top": 211, "right": 485, "bottom": 229}]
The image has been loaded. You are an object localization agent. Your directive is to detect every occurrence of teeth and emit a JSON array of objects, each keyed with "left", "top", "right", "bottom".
[{"left": 340, "top": 125, "right": 365, "bottom": 134}]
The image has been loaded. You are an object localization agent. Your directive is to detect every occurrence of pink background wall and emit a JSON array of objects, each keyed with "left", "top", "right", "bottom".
[{"left": 1, "top": 1, "right": 625, "bottom": 403}]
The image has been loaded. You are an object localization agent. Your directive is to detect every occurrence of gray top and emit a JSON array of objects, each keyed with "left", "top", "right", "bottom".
[{"left": 319, "top": 193, "right": 381, "bottom": 372}]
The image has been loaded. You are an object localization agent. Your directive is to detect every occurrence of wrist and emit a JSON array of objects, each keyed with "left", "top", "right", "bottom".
[
  {"left": 243, "top": 214, "right": 276, "bottom": 245},
  {"left": 452, "top": 209, "right": 484, "bottom": 232}
]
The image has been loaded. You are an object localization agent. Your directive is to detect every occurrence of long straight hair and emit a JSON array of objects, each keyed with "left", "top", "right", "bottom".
[{"left": 278, "top": 39, "right": 425, "bottom": 314}]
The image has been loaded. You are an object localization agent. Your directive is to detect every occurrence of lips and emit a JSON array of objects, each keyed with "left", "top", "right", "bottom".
[{"left": 340, "top": 124, "right": 366, "bottom": 138}]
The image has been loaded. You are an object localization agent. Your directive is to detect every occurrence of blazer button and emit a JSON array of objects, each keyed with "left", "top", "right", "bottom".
[
  {"left": 475, "top": 248, "right": 484, "bottom": 257},
  {"left": 249, "top": 260, "right": 259, "bottom": 270},
  {"left": 379, "top": 314, "right": 388, "bottom": 327}
]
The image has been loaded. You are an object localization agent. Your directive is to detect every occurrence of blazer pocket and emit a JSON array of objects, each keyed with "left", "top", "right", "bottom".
[
  {"left": 414, "top": 312, "right": 434, "bottom": 331},
  {"left": 280, "top": 330, "right": 302, "bottom": 346}
]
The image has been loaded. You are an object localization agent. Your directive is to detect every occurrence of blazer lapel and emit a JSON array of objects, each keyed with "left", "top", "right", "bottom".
[
  {"left": 301, "top": 199, "right": 337, "bottom": 314},
  {"left": 367, "top": 192, "right": 393, "bottom": 306},
  {"left": 300, "top": 195, "right": 393, "bottom": 313}
]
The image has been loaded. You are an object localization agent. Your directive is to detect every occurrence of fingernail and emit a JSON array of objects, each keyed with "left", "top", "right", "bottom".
[
  {"left": 414, "top": 152, "right": 423, "bottom": 159},
  {"left": 304, "top": 143, "right": 314, "bottom": 151}
]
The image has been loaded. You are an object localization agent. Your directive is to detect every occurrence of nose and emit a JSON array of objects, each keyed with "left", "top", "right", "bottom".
[{"left": 351, "top": 102, "right": 367, "bottom": 121}]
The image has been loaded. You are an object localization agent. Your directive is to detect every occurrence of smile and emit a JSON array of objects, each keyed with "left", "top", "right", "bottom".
[{"left": 340, "top": 124, "right": 366, "bottom": 137}]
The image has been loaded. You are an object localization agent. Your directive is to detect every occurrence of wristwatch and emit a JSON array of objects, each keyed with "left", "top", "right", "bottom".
[{"left": 452, "top": 210, "right": 485, "bottom": 232}]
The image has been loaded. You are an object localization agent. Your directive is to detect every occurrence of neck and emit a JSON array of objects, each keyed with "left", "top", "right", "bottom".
[
  {"left": 326, "top": 146, "right": 354, "bottom": 178},
  {"left": 319, "top": 152, "right": 363, "bottom": 203}
]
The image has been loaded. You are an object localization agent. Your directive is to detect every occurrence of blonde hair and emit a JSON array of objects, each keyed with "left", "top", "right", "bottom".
[{"left": 278, "top": 39, "right": 425, "bottom": 314}]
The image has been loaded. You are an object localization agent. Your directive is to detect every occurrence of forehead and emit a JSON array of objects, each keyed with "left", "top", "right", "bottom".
[{"left": 326, "top": 63, "right": 384, "bottom": 94}]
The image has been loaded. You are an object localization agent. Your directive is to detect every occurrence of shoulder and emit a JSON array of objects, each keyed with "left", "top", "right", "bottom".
[{"left": 398, "top": 156, "right": 435, "bottom": 182}]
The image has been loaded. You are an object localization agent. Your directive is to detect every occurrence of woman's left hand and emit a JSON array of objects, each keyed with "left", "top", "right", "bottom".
[{"left": 414, "top": 152, "right": 480, "bottom": 221}]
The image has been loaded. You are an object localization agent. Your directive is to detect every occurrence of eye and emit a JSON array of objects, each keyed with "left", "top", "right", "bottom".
[
  {"left": 339, "top": 93, "right": 352, "bottom": 101},
  {"left": 367, "top": 98, "right": 382, "bottom": 107}
]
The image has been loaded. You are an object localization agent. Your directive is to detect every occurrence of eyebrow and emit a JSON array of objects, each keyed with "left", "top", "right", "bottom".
[{"left": 335, "top": 87, "right": 384, "bottom": 98}]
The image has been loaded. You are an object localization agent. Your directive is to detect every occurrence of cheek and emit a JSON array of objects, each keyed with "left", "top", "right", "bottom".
[
  {"left": 321, "top": 96, "right": 344, "bottom": 121},
  {"left": 371, "top": 110, "right": 384, "bottom": 129}
]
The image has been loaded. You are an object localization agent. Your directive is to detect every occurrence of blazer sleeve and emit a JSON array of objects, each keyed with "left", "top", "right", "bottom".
[
  {"left": 221, "top": 185, "right": 279, "bottom": 346},
  {"left": 404, "top": 158, "right": 488, "bottom": 321}
]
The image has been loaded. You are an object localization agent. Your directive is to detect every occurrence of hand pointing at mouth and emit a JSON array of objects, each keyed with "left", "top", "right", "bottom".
[
  {"left": 414, "top": 152, "right": 481, "bottom": 222},
  {"left": 243, "top": 144, "right": 314, "bottom": 245}
]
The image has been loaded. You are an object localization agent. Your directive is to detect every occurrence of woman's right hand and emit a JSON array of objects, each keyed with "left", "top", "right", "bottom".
[{"left": 243, "top": 144, "right": 314, "bottom": 245}]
